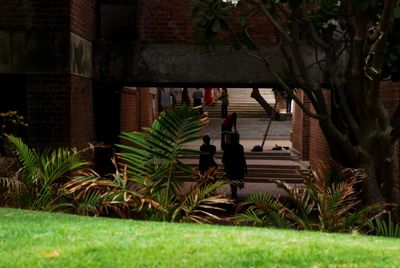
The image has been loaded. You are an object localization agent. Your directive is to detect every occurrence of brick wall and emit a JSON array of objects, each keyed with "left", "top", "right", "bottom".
[
  {"left": 70, "top": 0, "right": 95, "bottom": 41},
  {"left": 139, "top": 88, "right": 156, "bottom": 128},
  {"left": 137, "top": 0, "right": 275, "bottom": 44},
  {"left": 291, "top": 90, "right": 310, "bottom": 160},
  {"left": 379, "top": 81, "right": 400, "bottom": 188},
  {"left": 309, "top": 90, "right": 332, "bottom": 172},
  {"left": 120, "top": 87, "right": 156, "bottom": 134},
  {"left": 69, "top": 0, "right": 96, "bottom": 149},
  {"left": 137, "top": 0, "right": 194, "bottom": 44},
  {"left": 120, "top": 87, "right": 139, "bottom": 133},
  {"left": 0, "top": 0, "right": 69, "bottom": 31},
  {"left": 380, "top": 81, "right": 400, "bottom": 116},
  {"left": 297, "top": 83, "right": 400, "bottom": 178},
  {"left": 26, "top": 74, "right": 70, "bottom": 149},
  {"left": 70, "top": 75, "right": 95, "bottom": 149}
]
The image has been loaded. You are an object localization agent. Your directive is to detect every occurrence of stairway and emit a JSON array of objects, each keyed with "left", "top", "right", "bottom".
[
  {"left": 177, "top": 150, "right": 305, "bottom": 184},
  {"left": 203, "top": 88, "right": 276, "bottom": 119},
  {"left": 203, "top": 103, "right": 268, "bottom": 118}
]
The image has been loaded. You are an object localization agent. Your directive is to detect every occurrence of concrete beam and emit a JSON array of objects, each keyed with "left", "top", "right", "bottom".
[
  {"left": 0, "top": 30, "right": 69, "bottom": 74},
  {"left": 131, "top": 44, "right": 324, "bottom": 86}
]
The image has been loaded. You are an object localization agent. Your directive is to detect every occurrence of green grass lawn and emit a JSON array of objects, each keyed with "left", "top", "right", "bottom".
[{"left": 0, "top": 208, "right": 399, "bottom": 268}]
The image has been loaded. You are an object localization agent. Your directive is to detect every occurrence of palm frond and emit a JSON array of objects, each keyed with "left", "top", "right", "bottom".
[
  {"left": 118, "top": 106, "right": 205, "bottom": 199},
  {"left": 237, "top": 192, "right": 294, "bottom": 228},
  {"left": 38, "top": 147, "right": 88, "bottom": 184},
  {"left": 172, "top": 180, "right": 231, "bottom": 223},
  {"left": 7, "top": 135, "right": 38, "bottom": 186},
  {"left": 366, "top": 213, "right": 400, "bottom": 238}
]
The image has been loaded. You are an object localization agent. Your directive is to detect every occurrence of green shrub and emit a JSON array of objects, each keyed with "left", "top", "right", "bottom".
[
  {"left": 367, "top": 212, "right": 400, "bottom": 238},
  {"left": 1, "top": 135, "right": 87, "bottom": 211},
  {"left": 236, "top": 166, "right": 387, "bottom": 233},
  {"left": 64, "top": 106, "right": 231, "bottom": 222}
]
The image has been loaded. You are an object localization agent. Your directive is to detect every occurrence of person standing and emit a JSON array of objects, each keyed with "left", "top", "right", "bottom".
[
  {"left": 199, "top": 135, "right": 217, "bottom": 175},
  {"left": 192, "top": 88, "right": 203, "bottom": 107},
  {"left": 219, "top": 88, "right": 229, "bottom": 118},
  {"left": 204, "top": 87, "right": 213, "bottom": 105},
  {"left": 222, "top": 132, "right": 247, "bottom": 199},
  {"left": 285, "top": 91, "right": 292, "bottom": 113},
  {"left": 160, "top": 88, "right": 171, "bottom": 111},
  {"left": 181, "top": 87, "right": 190, "bottom": 106},
  {"left": 192, "top": 88, "right": 204, "bottom": 115},
  {"left": 221, "top": 112, "right": 237, "bottom": 150},
  {"left": 169, "top": 89, "right": 177, "bottom": 108}
]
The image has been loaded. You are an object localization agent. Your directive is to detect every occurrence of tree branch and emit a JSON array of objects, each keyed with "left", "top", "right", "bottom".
[
  {"left": 346, "top": 8, "right": 368, "bottom": 123},
  {"left": 391, "top": 103, "right": 400, "bottom": 142},
  {"left": 299, "top": 6, "right": 330, "bottom": 50},
  {"left": 366, "top": 1, "right": 396, "bottom": 130},
  {"left": 250, "top": 87, "right": 276, "bottom": 118},
  {"left": 334, "top": 83, "right": 363, "bottom": 142},
  {"left": 253, "top": 0, "right": 292, "bottom": 42}
]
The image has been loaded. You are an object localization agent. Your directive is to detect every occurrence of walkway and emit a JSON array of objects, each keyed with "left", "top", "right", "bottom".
[{"left": 182, "top": 116, "right": 308, "bottom": 200}]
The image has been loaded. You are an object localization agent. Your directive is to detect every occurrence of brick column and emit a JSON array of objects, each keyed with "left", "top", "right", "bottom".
[
  {"left": 291, "top": 90, "right": 310, "bottom": 160},
  {"left": 309, "top": 90, "right": 332, "bottom": 172}
]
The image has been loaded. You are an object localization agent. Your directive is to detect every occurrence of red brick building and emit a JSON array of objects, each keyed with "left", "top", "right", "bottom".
[{"left": 0, "top": 0, "right": 399, "bottom": 182}]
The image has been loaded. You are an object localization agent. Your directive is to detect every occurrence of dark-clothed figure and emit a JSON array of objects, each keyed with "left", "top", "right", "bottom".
[
  {"left": 199, "top": 135, "right": 217, "bottom": 174},
  {"left": 181, "top": 87, "right": 190, "bottom": 106},
  {"left": 286, "top": 93, "right": 292, "bottom": 113},
  {"left": 219, "top": 88, "right": 229, "bottom": 118},
  {"left": 222, "top": 133, "right": 247, "bottom": 199},
  {"left": 192, "top": 88, "right": 203, "bottom": 107},
  {"left": 192, "top": 88, "right": 204, "bottom": 114},
  {"left": 221, "top": 112, "right": 237, "bottom": 150}
]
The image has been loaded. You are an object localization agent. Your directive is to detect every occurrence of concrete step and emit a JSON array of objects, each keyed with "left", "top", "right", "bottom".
[
  {"left": 181, "top": 151, "right": 294, "bottom": 162},
  {"left": 192, "top": 101, "right": 274, "bottom": 118},
  {"left": 177, "top": 175, "right": 303, "bottom": 184},
  {"left": 175, "top": 158, "right": 303, "bottom": 182}
]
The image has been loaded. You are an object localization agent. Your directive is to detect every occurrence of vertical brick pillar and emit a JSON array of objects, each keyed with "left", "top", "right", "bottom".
[
  {"left": 380, "top": 81, "right": 400, "bottom": 196},
  {"left": 69, "top": 0, "right": 96, "bottom": 149},
  {"left": 139, "top": 88, "right": 157, "bottom": 128},
  {"left": 291, "top": 90, "right": 310, "bottom": 160},
  {"left": 70, "top": 75, "right": 95, "bottom": 149},
  {"left": 309, "top": 90, "right": 333, "bottom": 172},
  {"left": 120, "top": 87, "right": 139, "bottom": 133},
  {"left": 26, "top": 74, "right": 71, "bottom": 149}
]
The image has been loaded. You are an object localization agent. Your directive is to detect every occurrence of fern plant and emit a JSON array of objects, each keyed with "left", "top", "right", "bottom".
[
  {"left": 0, "top": 157, "right": 23, "bottom": 206},
  {"left": 118, "top": 105, "right": 231, "bottom": 222},
  {"left": 236, "top": 166, "right": 386, "bottom": 232},
  {"left": 4, "top": 135, "right": 88, "bottom": 210},
  {"left": 366, "top": 212, "right": 400, "bottom": 238},
  {"left": 63, "top": 166, "right": 161, "bottom": 217}
]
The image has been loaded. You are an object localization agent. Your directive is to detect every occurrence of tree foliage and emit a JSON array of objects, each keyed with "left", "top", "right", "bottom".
[{"left": 192, "top": 0, "right": 400, "bottom": 206}]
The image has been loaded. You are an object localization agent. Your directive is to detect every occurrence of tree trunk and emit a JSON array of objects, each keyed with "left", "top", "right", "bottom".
[
  {"left": 361, "top": 159, "right": 385, "bottom": 203},
  {"left": 250, "top": 88, "right": 279, "bottom": 119}
]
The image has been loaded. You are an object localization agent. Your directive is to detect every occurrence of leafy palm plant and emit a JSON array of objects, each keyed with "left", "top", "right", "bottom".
[
  {"left": 118, "top": 105, "right": 231, "bottom": 222},
  {"left": 236, "top": 166, "right": 386, "bottom": 232},
  {"left": 63, "top": 166, "right": 162, "bottom": 217},
  {"left": 366, "top": 212, "right": 400, "bottom": 238},
  {"left": 0, "top": 157, "right": 23, "bottom": 206},
  {"left": 4, "top": 135, "right": 88, "bottom": 210}
]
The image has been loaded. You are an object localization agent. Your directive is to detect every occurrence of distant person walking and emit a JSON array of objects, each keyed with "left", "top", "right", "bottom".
[
  {"left": 181, "top": 87, "right": 190, "bottom": 106},
  {"left": 222, "top": 132, "right": 247, "bottom": 199},
  {"left": 285, "top": 91, "right": 292, "bottom": 113},
  {"left": 192, "top": 88, "right": 204, "bottom": 115},
  {"left": 192, "top": 88, "right": 203, "bottom": 107},
  {"left": 221, "top": 112, "right": 237, "bottom": 150},
  {"left": 160, "top": 88, "right": 171, "bottom": 111},
  {"left": 219, "top": 87, "right": 229, "bottom": 118},
  {"left": 199, "top": 135, "right": 217, "bottom": 175}
]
